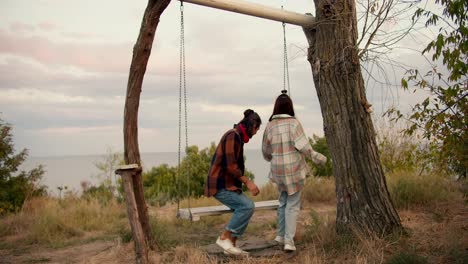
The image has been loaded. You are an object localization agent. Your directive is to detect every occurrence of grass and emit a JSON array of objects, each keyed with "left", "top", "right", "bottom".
[
  {"left": 1, "top": 171, "right": 466, "bottom": 263},
  {"left": 24, "top": 257, "right": 52, "bottom": 263},
  {"left": 252, "top": 182, "right": 279, "bottom": 202},
  {"left": 0, "top": 196, "right": 127, "bottom": 248},
  {"left": 386, "top": 252, "right": 428, "bottom": 264},
  {"left": 165, "top": 246, "right": 218, "bottom": 264},
  {"left": 302, "top": 176, "right": 336, "bottom": 204},
  {"left": 386, "top": 171, "right": 460, "bottom": 209},
  {"left": 173, "top": 173, "right": 462, "bottom": 263},
  {"left": 178, "top": 195, "right": 222, "bottom": 208},
  {"left": 149, "top": 215, "right": 225, "bottom": 250}
]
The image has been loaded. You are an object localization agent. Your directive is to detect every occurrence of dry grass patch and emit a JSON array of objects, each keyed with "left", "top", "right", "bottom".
[
  {"left": 253, "top": 182, "right": 279, "bottom": 201},
  {"left": 178, "top": 195, "right": 222, "bottom": 208},
  {"left": 303, "top": 176, "right": 336, "bottom": 204},
  {"left": 394, "top": 199, "right": 468, "bottom": 264},
  {"left": 387, "top": 171, "right": 460, "bottom": 209},
  {"left": 0, "top": 196, "right": 127, "bottom": 248},
  {"left": 302, "top": 222, "right": 396, "bottom": 263},
  {"left": 165, "top": 246, "right": 218, "bottom": 264}
]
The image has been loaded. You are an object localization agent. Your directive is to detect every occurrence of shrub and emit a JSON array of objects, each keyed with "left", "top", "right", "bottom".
[
  {"left": 143, "top": 143, "right": 255, "bottom": 206},
  {"left": 376, "top": 122, "right": 434, "bottom": 174},
  {"left": 81, "top": 183, "right": 115, "bottom": 204},
  {"left": 307, "top": 135, "right": 333, "bottom": 177},
  {"left": 0, "top": 118, "right": 47, "bottom": 214}
]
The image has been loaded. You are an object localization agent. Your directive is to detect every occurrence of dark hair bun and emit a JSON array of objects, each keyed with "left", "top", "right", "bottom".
[
  {"left": 244, "top": 109, "right": 254, "bottom": 118},
  {"left": 281, "top": 90, "right": 288, "bottom": 94}
]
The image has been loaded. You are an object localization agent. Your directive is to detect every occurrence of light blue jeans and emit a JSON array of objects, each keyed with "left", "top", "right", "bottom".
[
  {"left": 214, "top": 189, "right": 255, "bottom": 238},
  {"left": 277, "top": 190, "right": 302, "bottom": 246}
]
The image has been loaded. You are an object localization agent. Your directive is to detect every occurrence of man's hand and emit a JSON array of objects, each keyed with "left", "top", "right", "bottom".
[
  {"left": 245, "top": 180, "right": 260, "bottom": 196},
  {"left": 239, "top": 176, "right": 260, "bottom": 196}
]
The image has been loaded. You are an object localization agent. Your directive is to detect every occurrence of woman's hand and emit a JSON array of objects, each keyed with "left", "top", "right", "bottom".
[{"left": 312, "top": 152, "right": 327, "bottom": 166}]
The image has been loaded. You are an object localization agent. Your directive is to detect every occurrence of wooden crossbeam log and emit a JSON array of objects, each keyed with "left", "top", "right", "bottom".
[
  {"left": 115, "top": 163, "right": 141, "bottom": 173},
  {"left": 179, "top": 0, "right": 315, "bottom": 27}
]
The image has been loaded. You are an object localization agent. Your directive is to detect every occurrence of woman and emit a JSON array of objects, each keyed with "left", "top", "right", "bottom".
[
  {"left": 262, "top": 91, "right": 326, "bottom": 252},
  {"left": 205, "top": 109, "right": 262, "bottom": 256}
]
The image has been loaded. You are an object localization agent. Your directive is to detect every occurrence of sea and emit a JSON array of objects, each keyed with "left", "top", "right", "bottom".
[{"left": 19, "top": 149, "right": 271, "bottom": 196}]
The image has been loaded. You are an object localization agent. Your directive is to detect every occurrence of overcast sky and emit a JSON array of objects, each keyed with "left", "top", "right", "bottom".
[{"left": 1, "top": 0, "right": 438, "bottom": 157}]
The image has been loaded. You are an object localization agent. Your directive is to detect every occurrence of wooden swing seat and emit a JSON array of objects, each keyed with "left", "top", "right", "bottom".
[{"left": 178, "top": 199, "right": 280, "bottom": 221}]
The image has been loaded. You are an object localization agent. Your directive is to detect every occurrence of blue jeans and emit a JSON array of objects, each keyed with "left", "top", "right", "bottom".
[
  {"left": 277, "top": 190, "right": 302, "bottom": 246},
  {"left": 214, "top": 189, "right": 255, "bottom": 238}
]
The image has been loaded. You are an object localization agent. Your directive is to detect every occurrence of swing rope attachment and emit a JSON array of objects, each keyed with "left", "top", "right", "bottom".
[{"left": 281, "top": 5, "right": 291, "bottom": 97}]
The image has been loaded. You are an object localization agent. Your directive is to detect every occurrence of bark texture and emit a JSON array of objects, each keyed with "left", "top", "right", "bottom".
[
  {"left": 304, "top": 0, "right": 401, "bottom": 235},
  {"left": 120, "top": 171, "right": 148, "bottom": 264},
  {"left": 123, "top": 0, "right": 171, "bottom": 256}
]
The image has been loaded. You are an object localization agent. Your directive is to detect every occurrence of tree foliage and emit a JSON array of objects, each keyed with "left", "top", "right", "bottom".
[
  {"left": 307, "top": 135, "right": 333, "bottom": 177},
  {"left": 94, "top": 147, "right": 124, "bottom": 190},
  {"left": 143, "top": 163, "right": 177, "bottom": 206},
  {"left": 387, "top": 0, "right": 467, "bottom": 178},
  {"left": 376, "top": 123, "right": 436, "bottom": 174},
  {"left": 143, "top": 143, "right": 255, "bottom": 206},
  {"left": 82, "top": 184, "right": 115, "bottom": 204},
  {"left": 80, "top": 149, "right": 124, "bottom": 203},
  {"left": 0, "top": 118, "right": 46, "bottom": 214}
]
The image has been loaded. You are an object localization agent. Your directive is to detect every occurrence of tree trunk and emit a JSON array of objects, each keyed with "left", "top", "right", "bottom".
[
  {"left": 120, "top": 171, "right": 148, "bottom": 264},
  {"left": 303, "top": 0, "right": 402, "bottom": 235},
  {"left": 124, "top": 0, "right": 171, "bottom": 252}
]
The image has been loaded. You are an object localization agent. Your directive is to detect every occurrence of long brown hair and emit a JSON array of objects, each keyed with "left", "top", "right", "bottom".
[{"left": 269, "top": 90, "right": 295, "bottom": 121}]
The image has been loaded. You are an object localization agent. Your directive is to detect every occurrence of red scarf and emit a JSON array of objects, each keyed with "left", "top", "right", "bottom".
[{"left": 238, "top": 124, "right": 249, "bottom": 143}]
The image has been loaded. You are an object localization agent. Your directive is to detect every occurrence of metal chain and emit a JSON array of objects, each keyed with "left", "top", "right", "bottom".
[
  {"left": 177, "top": 1, "right": 183, "bottom": 215},
  {"left": 181, "top": 2, "right": 192, "bottom": 219},
  {"left": 178, "top": 1, "right": 192, "bottom": 221},
  {"left": 282, "top": 5, "right": 291, "bottom": 97}
]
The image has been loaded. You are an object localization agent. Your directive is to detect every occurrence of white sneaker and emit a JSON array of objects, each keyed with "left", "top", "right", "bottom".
[
  {"left": 224, "top": 247, "right": 249, "bottom": 256},
  {"left": 274, "top": 236, "right": 284, "bottom": 244},
  {"left": 216, "top": 237, "right": 234, "bottom": 251},
  {"left": 284, "top": 243, "right": 296, "bottom": 251},
  {"left": 216, "top": 237, "right": 249, "bottom": 256}
]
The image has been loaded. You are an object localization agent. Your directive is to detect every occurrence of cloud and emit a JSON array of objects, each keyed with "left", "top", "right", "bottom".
[
  {"left": 38, "top": 21, "right": 57, "bottom": 32},
  {"left": 9, "top": 22, "right": 35, "bottom": 33},
  {"left": 0, "top": 88, "right": 94, "bottom": 105},
  {"left": 0, "top": 0, "right": 443, "bottom": 158},
  {"left": 200, "top": 103, "right": 264, "bottom": 116},
  {"left": 15, "top": 125, "right": 124, "bottom": 157},
  {"left": 37, "top": 125, "right": 119, "bottom": 134},
  {"left": 0, "top": 56, "right": 128, "bottom": 97},
  {"left": 0, "top": 29, "right": 133, "bottom": 73}
]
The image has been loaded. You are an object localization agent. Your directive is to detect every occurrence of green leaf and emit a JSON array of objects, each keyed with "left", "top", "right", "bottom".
[
  {"left": 401, "top": 78, "right": 408, "bottom": 89},
  {"left": 422, "top": 98, "right": 430, "bottom": 109}
]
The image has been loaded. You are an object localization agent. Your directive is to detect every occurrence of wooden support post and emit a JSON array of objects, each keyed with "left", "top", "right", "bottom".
[
  {"left": 123, "top": 0, "right": 171, "bottom": 257},
  {"left": 116, "top": 166, "right": 148, "bottom": 264}
]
